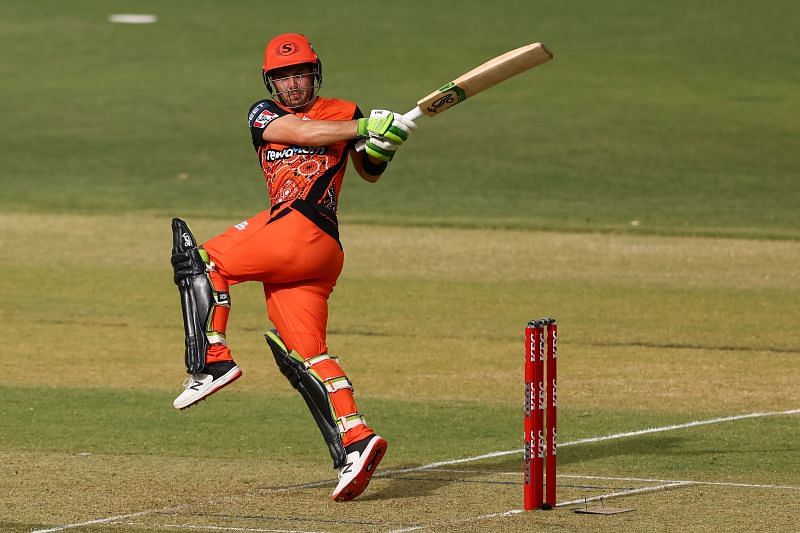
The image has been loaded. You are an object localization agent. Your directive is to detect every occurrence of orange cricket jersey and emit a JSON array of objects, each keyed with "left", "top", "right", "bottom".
[{"left": 248, "top": 97, "right": 363, "bottom": 243}]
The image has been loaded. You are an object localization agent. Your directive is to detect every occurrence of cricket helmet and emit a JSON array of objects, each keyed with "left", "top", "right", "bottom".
[{"left": 262, "top": 33, "right": 323, "bottom": 100}]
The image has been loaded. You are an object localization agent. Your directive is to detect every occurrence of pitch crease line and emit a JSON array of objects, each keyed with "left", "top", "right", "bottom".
[
  {"left": 555, "top": 481, "right": 693, "bottom": 507},
  {"left": 393, "top": 482, "right": 691, "bottom": 532},
  {"left": 32, "top": 510, "right": 167, "bottom": 533},
  {"left": 388, "top": 509, "right": 525, "bottom": 533},
  {"left": 559, "top": 474, "right": 800, "bottom": 491},
  {"left": 431, "top": 470, "right": 800, "bottom": 491},
  {"left": 115, "top": 522, "right": 326, "bottom": 533},
  {"left": 262, "top": 408, "right": 800, "bottom": 493}
]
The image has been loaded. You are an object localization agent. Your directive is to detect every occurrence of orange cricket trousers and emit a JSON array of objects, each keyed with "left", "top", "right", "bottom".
[{"left": 201, "top": 206, "right": 372, "bottom": 445}]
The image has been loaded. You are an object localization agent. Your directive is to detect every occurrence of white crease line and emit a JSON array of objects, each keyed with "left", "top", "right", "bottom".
[
  {"left": 426, "top": 470, "right": 800, "bottom": 491},
  {"left": 389, "top": 509, "right": 526, "bottom": 533},
  {"left": 378, "top": 407, "right": 800, "bottom": 478},
  {"left": 555, "top": 481, "right": 693, "bottom": 507},
  {"left": 395, "top": 482, "right": 692, "bottom": 532},
  {"left": 34, "top": 408, "right": 800, "bottom": 531},
  {"left": 560, "top": 408, "right": 800, "bottom": 447},
  {"left": 32, "top": 510, "right": 166, "bottom": 533},
  {"left": 114, "top": 522, "right": 326, "bottom": 533},
  {"left": 559, "top": 474, "right": 800, "bottom": 491}
]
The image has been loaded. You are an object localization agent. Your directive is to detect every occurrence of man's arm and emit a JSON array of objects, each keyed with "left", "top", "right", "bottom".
[
  {"left": 262, "top": 114, "right": 358, "bottom": 147},
  {"left": 263, "top": 109, "right": 415, "bottom": 149},
  {"left": 265, "top": 114, "right": 392, "bottom": 182}
]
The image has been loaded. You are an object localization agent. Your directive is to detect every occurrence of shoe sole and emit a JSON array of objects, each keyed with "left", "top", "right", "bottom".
[
  {"left": 174, "top": 367, "right": 242, "bottom": 410},
  {"left": 332, "top": 437, "right": 387, "bottom": 502}
]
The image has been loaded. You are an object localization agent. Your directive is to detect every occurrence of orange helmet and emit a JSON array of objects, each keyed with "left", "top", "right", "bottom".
[{"left": 262, "top": 33, "right": 323, "bottom": 98}]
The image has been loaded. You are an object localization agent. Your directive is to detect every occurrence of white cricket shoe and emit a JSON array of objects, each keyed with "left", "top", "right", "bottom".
[
  {"left": 173, "top": 360, "right": 242, "bottom": 410},
  {"left": 331, "top": 434, "right": 387, "bottom": 502}
]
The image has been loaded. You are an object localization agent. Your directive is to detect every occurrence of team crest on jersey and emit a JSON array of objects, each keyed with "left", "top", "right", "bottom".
[
  {"left": 253, "top": 109, "right": 278, "bottom": 128},
  {"left": 248, "top": 102, "right": 268, "bottom": 122}
]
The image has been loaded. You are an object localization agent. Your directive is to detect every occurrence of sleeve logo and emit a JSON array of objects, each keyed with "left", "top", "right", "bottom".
[
  {"left": 253, "top": 109, "right": 278, "bottom": 128},
  {"left": 248, "top": 101, "right": 268, "bottom": 122}
]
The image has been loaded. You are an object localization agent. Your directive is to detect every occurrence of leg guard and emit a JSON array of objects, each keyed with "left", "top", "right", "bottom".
[
  {"left": 171, "top": 218, "right": 229, "bottom": 373},
  {"left": 264, "top": 329, "right": 347, "bottom": 469}
]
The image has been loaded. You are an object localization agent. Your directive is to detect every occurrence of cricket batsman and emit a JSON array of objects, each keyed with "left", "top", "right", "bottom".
[{"left": 169, "top": 33, "right": 416, "bottom": 501}]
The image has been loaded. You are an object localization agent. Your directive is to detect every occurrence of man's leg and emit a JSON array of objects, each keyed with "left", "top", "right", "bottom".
[
  {"left": 265, "top": 283, "right": 386, "bottom": 501},
  {"left": 171, "top": 218, "right": 241, "bottom": 410},
  {"left": 172, "top": 208, "right": 333, "bottom": 409}
]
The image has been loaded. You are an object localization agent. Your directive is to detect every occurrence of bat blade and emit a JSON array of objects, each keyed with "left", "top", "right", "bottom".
[{"left": 415, "top": 42, "right": 553, "bottom": 117}]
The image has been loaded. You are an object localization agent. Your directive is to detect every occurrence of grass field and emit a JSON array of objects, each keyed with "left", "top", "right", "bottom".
[{"left": 2, "top": 1, "right": 799, "bottom": 532}]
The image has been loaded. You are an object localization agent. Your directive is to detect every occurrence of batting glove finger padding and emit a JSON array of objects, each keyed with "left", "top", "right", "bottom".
[{"left": 364, "top": 136, "right": 399, "bottom": 161}]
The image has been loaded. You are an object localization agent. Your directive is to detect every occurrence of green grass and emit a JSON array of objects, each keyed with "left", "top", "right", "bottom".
[
  {"left": 0, "top": 385, "right": 517, "bottom": 464},
  {"left": 1, "top": 0, "right": 798, "bottom": 237}
]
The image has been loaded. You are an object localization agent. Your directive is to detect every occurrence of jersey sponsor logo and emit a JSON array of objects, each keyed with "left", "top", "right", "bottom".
[
  {"left": 253, "top": 109, "right": 278, "bottom": 128},
  {"left": 234, "top": 220, "right": 248, "bottom": 231},
  {"left": 265, "top": 146, "right": 327, "bottom": 161}
]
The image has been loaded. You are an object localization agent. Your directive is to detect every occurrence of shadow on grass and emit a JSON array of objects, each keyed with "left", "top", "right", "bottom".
[{"left": 364, "top": 435, "right": 689, "bottom": 500}]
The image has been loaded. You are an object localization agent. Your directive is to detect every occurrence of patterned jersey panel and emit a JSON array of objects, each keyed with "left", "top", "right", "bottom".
[{"left": 248, "top": 97, "right": 360, "bottom": 219}]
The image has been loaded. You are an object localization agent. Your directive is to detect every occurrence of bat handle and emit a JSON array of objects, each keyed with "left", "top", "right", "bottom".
[
  {"left": 355, "top": 107, "right": 423, "bottom": 152},
  {"left": 403, "top": 107, "right": 423, "bottom": 121}
]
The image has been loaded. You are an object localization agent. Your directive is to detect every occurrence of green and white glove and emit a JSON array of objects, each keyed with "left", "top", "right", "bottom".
[
  {"left": 357, "top": 109, "right": 417, "bottom": 145},
  {"left": 364, "top": 136, "right": 400, "bottom": 162}
]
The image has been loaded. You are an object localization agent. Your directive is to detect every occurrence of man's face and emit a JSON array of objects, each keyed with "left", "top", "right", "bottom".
[{"left": 270, "top": 63, "right": 316, "bottom": 108}]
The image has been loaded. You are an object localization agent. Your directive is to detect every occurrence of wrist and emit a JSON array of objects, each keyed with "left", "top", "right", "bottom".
[
  {"left": 362, "top": 153, "right": 388, "bottom": 175},
  {"left": 356, "top": 118, "right": 368, "bottom": 137}
]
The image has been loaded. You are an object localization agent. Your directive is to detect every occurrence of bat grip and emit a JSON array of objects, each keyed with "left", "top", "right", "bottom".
[
  {"left": 403, "top": 107, "right": 423, "bottom": 121},
  {"left": 355, "top": 107, "right": 423, "bottom": 152}
]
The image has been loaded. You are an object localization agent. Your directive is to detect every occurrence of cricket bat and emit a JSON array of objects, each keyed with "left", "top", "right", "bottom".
[
  {"left": 357, "top": 42, "right": 552, "bottom": 151},
  {"left": 407, "top": 41, "right": 553, "bottom": 121}
]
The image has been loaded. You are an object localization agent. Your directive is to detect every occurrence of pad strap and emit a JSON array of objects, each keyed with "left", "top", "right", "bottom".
[
  {"left": 337, "top": 413, "right": 366, "bottom": 432},
  {"left": 325, "top": 376, "right": 353, "bottom": 393},
  {"left": 206, "top": 291, "right": 231, "bottom": 345},
  {"left": 304, "top": 353, "right": 332, "bottom": 367},
  {"left": 302, "top": 354, "right": 353, "bottom": 394}
]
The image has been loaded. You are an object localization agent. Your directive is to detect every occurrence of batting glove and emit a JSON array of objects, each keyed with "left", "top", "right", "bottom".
[
  {"left": 364, "top": 136, "right": 400, "bottom": 162},
  {"left": 357, "top": 109, "right": 417, "bottom": 145}
]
